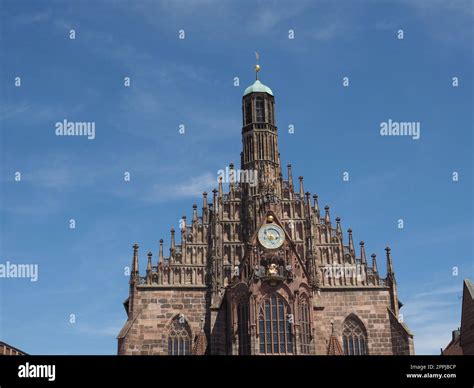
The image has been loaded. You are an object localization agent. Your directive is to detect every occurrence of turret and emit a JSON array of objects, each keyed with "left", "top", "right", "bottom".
[
  {"left": 371, "top": 253, "right": 378, "bottom": 273},
  {"left": 159, "top": 239, "right": 164, "bottom": 263},
  {"left": 360, "top": 241, "right": 366, "bottom": 265},
  {"left": 128, "top": 243, "right": 140, "bottom": 317},
  {"left": 386, "top": 246, "right": 394, "bottom": 278},
  {"left": 298, "top": 176, "right": 304, "bottom": 198},
  {"left": 212, "top": 189, "right": 218, "bottom": 216},
  {"left": 181, "top": 216, "right": 187, "bottom": 262},
  {"left": 313, "top": 194, "right": 320, "bottom": 218},
  {"left": 371, "top": 253, "right": 379, "bottom": 286},
  {"left": 146, "top": 251, "right": 153, "bottom": 284},
  {"left": 170, "top": 228, "right": 176, "bottom": 253},
  {"left": 324, "top": 205, "right": 331, "bottom": 224},
  {"left": 305, "top": 192, "right": 311, "bottom": 216},
  {"left": 229, "top": 163, "right": 235, "bottom": 198},
  {"left": 202, "top": 192, "right": 208, "bottom": 223},
  {"left": 287, "top": 164, "right": 294, "bottom": 199},
  {"left": 348, "top": 229, "right": 355, "bottom": 256},
  {"left": 336, "top": 217, "right": 342, "bottom": 238},
  {"left": 385, "top": 246, "right": 399, "bottom": 316},
  {"left": 131, "top": 243, "right": 139, "bottom": 281}
]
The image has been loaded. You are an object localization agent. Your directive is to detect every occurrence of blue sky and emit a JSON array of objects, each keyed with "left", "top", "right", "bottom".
[{"left": 0, "top": 0, "right": 472, "bottom": 355}]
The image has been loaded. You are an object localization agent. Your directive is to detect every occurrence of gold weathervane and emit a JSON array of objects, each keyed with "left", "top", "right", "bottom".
[{"left": 255, "top": 51, "right": 260, "bottom": 80}]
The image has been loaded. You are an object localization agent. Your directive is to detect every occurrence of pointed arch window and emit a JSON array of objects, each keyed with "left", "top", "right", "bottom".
[
  {"left": 237, "top": 296, "right": 250, "bottom": 355},
  {"left": 258, "top": 293, "right": 293, "bottom": 354},
  {"left": 266, "top": 99, "right": 273, "bottom": 124},
  {"left": 342, "top": 316, "right": 367, "bottom": 355},
  {"left": 255, "top": 96, "right": 264, "bottom": 123},
  {"left": 245, "top": 99, "right": 252, "bottom": 125},
  {"left": 168, "top": 316, "right": 192, "bottom": 355},
  {"left": 299, "top": 295, "right": 311, "bottom": 354}
]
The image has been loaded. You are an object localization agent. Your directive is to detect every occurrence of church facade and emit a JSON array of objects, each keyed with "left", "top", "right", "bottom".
[{"left": 117, "top": 68, "right": 414, "bottom": 356}]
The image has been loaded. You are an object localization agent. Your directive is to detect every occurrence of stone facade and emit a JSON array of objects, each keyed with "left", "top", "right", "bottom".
[
  {"left": 117, "top": 71, "right": 414, "bottom": 356},
  {"left": 118, "top": 289, "right": 208, "bottom": 355}
]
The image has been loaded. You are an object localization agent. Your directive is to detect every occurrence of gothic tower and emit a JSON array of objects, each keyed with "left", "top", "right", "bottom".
[{"left": 241, "top": 67, "right": 281, "bottom": 193}]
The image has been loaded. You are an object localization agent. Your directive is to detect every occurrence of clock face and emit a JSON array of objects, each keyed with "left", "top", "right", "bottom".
[{"left": 258, "top": 224, "right": 285, "bottom": 249}]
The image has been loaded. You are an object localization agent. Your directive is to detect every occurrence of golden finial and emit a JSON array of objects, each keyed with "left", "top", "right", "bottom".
[{"left": 255, "top": 51, "right": 260, "bottom": 80}]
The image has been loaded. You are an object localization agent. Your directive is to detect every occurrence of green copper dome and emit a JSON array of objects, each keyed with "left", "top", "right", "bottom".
[{"left": 243, "top": 80, "right": 273, "bottom": 96}]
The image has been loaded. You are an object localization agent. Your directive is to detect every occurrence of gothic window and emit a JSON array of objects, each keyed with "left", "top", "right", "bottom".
[
  {"left": 267, "top": 99, "right": 273, "bottom": 124},
  {"left": 237, "top": 297, "right": 250, "bottom": 355},
  {"left": 271, "top": 136, "right": 275, "bottom": 160},
  {"left": 245, "top": 99, "right": 252, "bottom": 124},
  {"left": 299, "top": 296, "right": 311, "bottom": 354},
  {"left": 255, "top": 97, "right": 264, "bottom": 122},
  {"left": 185, "top": 268, "right": 192, "bottom": 284},
  {"left": 342, "top": 316, "right": 367, "bottom": 355},
  {"left": 168, "top": 316, "right": 192, "bottom": 355},
  {"left": 258, "top": 293, "right": 294, "bottom": 354}
]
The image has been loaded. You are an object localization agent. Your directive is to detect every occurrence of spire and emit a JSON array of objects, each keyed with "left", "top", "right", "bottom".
[
  {"left": 202, "top": 192, "right": 208, "bottom": 223},
  {"left": 128, "top": 244, "right": 140, "bottom": 317},
  {"left": 324, "top": 205, "right": 331, "bottom": 224},
  {"left": 170, "top": 228, "right": 176, "bottom": 251},
  {"left": 313, "top": 194, "right": 320, "bottom": 215},
  {"left": 131, "top": 243, "right": 139, "bottom": 279},
  {"left": 212, "top": 188, "right": 218, "bottom": 215},
  {"left": 298, "top": 176, "right": 304, "bottom": 198},
  {"left": 192, "top": 320, "right": 208, "bottom": 355},
  {"left": 360, "top": 241, "right": 366, "bottom": 264},
  {"left": 229, "top": 163, "right": 235, "bottom": 197},
  {"left": 336, "top": 217, "right": 342, "bottom": 237},
  {"left": 218, "top": 176, "right": 223, "bottom": 198},
  {"left": 305, "top": 192, "right": 311, "bottom": 214},
  {"left": 385, "top": 246, "right": 398, "bottom": 315},
  {"left": 159, "top": 239, "right": 164, "bottom": 262},
  {"left": 386, "top": 246, "right": 394, "bottom": 275},
  {"left": 327, "top": 322, "right": 344, "bottom": 356},
  {"left": 181, "top": 215, "right": 187, "bottom": 246},
  {"left": 371, "top": 253, "right": 378, "bottom": 273},
  {"left": 146, "top": 251, "right": 152, "bottom": 284},
  {"left": 287, "top": 164, "right": 294, "bottom": 189},
  {"left": 192, "top": 204, "right": 198, "bottom": 222},
  {"left": 147, "top": 252, "right": 152, "bottom": 270},
  {"left": 348, "top": 229, "right": 355, "bottom": 254},
  {"left": 254, "top": 51, "right": 260, "bottom": 80}
]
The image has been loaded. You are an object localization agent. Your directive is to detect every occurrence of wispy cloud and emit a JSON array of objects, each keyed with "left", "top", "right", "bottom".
[
  {"left": 16, "top": 10, "right": 52, "bottom": 25},
  {"left": 412, "top": 323, "right": 459, "bottom": 355},
  {"left": 402, "top": 280, "right": 462, "bottom": 354},
  {"left": 413, "top": 285, "right": 462, "bottom": 299},
  {"left": 0, "top": 101, "right": 85, "bottom": 123},
  {"left": 13, "top": 155, "right": 109, "bottom": 192},
  {"left": 76, "top": 322, "right": 123, "bottom": 337},
  {"left": 311, "top": 22, "right": 348, "bottom": 41},
  {"left": 143, "top": 171, "right": 217, "bottom": 202},
  {"left": 404, "top": 0, "right": 474, "bottom": 16},
  {"left": 0, "top": 103, "right": 32, "bottom": 120}
]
